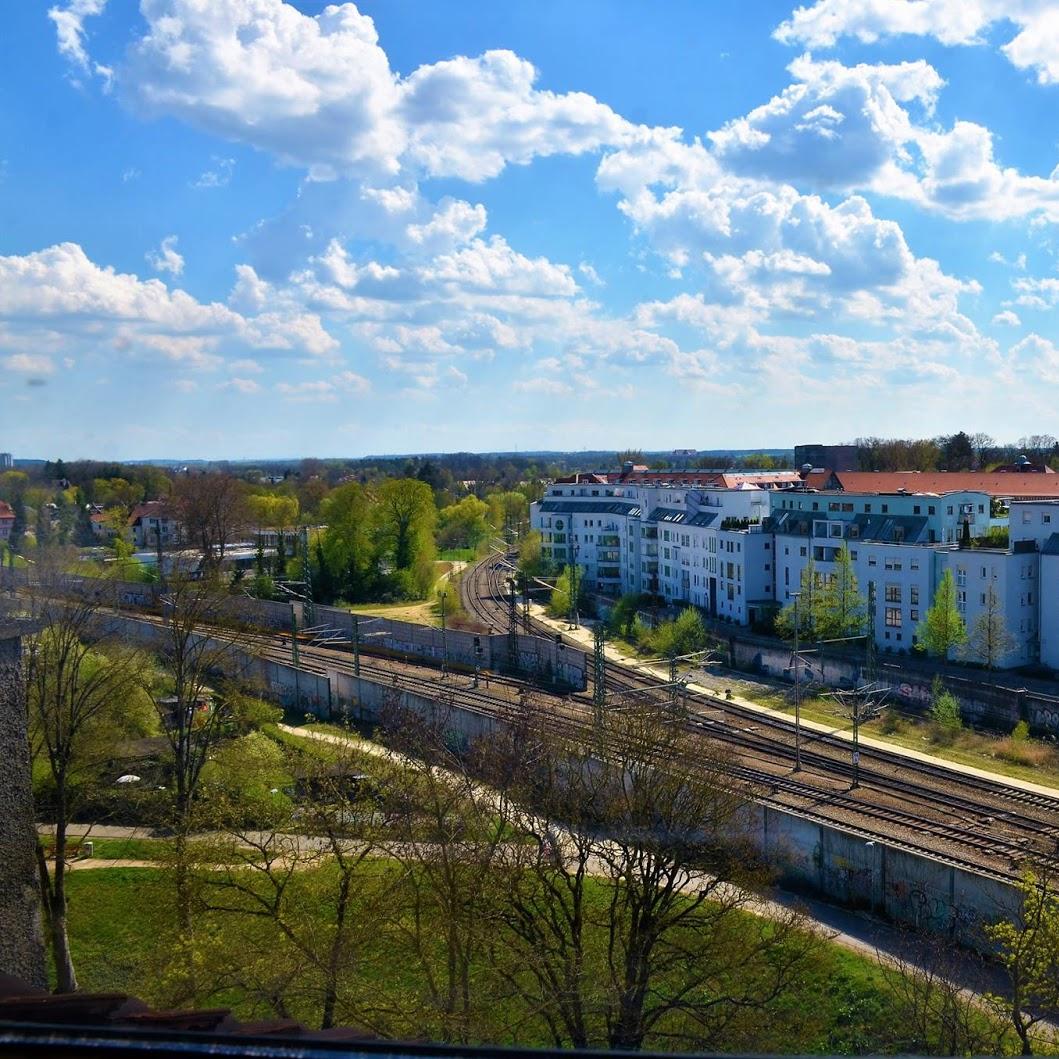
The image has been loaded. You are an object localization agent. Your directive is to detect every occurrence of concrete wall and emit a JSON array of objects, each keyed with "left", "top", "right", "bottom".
[{"left": 750, "top": 803, "right": 1017, "bottom": 946}]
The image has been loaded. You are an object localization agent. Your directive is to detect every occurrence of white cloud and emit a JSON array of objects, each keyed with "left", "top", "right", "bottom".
[
  {"left": 0, "top": 243, "right": 337, "bottom": 367},
  {"left": 146, "top": 234, "right": 184, "bottom": 276},
  {"left": 118, "top": 2, "right": 634, "bottom": 184},
  {"left": 578, "top": 262, "right": 604, "bottom": 286},
  {"left": 424, "top": 236, "right": 578, "bottom": 297},
  {"left": 774, "top": 1, "right": 1059, "bottom": 87},
  {"left": 276, "top": 370, "right": 370, "bottom": 401},
  {"left": 406, "top": 199, "right": 487, "bottom": 251},
  {"left": 3, "top": 353, "right": 55, "bottom": 375},
  {"left": 1009, "top": 332, "right": 1059, "bottom": 383},
  {"left": 221, "top": 376, "right": 261, "bottom": 394},
  {"left": 49, "top": 0, "right": 112, "bottom": 85},
  {"left": 993, "top": 310, "right": 1022, "bottom": 326},
  {"left": 192, "top": 157, "right": 235, "bottom": 189}
]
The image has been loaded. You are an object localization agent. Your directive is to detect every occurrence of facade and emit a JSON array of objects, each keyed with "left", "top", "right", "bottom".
[
  {"left": 531, "top": 474, "right": 1059, "bottom": 671},
  {"left": 0, "top": 500, "right": 14, "bottom": 541},
  {"left": 0, "top": 452, "right": 12, "bottom": 470},
  {"left": 128, "top": 501, "right": 182, "bottom": 549}
]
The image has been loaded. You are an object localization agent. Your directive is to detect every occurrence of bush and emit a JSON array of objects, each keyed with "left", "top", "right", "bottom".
[
  {"left": 929, "top": 677, "right": 962, "bottom": 743},
  {"left": 1012, "top": 719, "right": 1031, "bottom": 742},
  {"left": 644, "top": 607, "right": 709, "bottom": 658}
]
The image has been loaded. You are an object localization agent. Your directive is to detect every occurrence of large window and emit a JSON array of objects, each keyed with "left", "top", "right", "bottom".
[
  {"left": 885, "top": 607, "right": 902, "bottom": 628},
  {"left": 885, "top": 583, "right": 901, "bottom": 603}
]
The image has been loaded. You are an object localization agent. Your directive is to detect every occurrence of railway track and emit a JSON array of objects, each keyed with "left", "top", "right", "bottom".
[{"left": 460, "top": 550, "right": 1059, "bottom": 879}]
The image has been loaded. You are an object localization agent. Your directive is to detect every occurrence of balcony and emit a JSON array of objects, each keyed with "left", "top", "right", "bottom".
[
  {"left": 642, "top": 528, "right": 658, "bottom": 539},
  {"left": 600, "top": 535, "right": 621, "bottom": 547},
  {"left": 598, "top": 550, "right": 621, "bottom": 562},
  {"left": 643, "top": 543, "right": 658, "bottom": 557}
]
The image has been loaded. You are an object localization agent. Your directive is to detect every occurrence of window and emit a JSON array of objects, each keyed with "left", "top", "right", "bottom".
[
  {"left": 947, "top": 506, "right": 954, "bottom": 515},
  {"left": 928, "top": 506, "right": 935, "bottom": 515},
  {"left": 885, "top": 583, "right": 901, "bottom": 603},
  {"left": 913, "top": 505, "right": 921, "bottom": 515},
  {"left": 881, "top": 504, "right": 889, "bottom": 514},
  {"left": 868, "top": 556, "right": 877, "bottom": 567},
  {"left": 864, "top": 504, "right": 872, "bottom": 513},
  {"left": 910, "top": 558, "right": 919, "bottom": 571},
  {"left": 800, "top": 546, "right": 807, "bottom": 557},
  {"left": 885, "top": 607, "right": 902, "bottom": 627},
  {"left": 850, "top": 550, "right": 858, "bottom": 560},
  {"left": 910, "top": 608, "right": 919, "bottom": 622},
  {"left": 842, "top": 502, "right": 853, "bottom": 512},
  {"left": 1045, "top": 514, "right": 1052, "bottom": 524},
  {"left": 980, "top": 592, "right": 986, "bottom": 606},
  {"left": 910, "top": 586, "right": 919, "bottom": 605},
  {"left": 829, "top": 501, "right": 840, "bottom": 512}
]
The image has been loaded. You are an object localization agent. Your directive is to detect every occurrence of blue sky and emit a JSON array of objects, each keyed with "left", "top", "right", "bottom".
[{"left": 5, "top": 0, "right": 1059, "bottom": 460}]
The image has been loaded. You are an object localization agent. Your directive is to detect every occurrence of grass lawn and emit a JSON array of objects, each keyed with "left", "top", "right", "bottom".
[
  {"left": 74, "top": 836, "right": 166, "bottom": 861},
  {"left": 61, "top": 861, "right": 915, "bottom": 1053}
]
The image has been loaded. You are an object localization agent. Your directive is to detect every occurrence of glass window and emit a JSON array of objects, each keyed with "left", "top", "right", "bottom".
[{"left": 885, "top": 607, "right": 902, "bottom": 627}]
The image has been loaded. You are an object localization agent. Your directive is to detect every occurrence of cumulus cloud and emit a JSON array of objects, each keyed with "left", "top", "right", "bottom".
[
  {"left": 146, "top": 235, "right": 184, "bottom": 276},
  {"left": 276, "top": 370, "right": 371, "bottom": 401},
  {"left": 993, "top": 310, "right": 1022, "bottom": 326},
  {"left": 774, "top": 1, "right": 1059, "bottom": 87},
  {"left": 424, "top": 236, "right": 579, "bottom": 297},
  {"left": 0, "top": 243, "right": 337, "bottom": 369},
  {"left": 118, "top": 1, "right": 633, "bottom": 182}
]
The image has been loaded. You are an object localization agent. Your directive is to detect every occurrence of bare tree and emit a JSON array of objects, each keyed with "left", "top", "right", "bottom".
[
  {"left": 877, "top": 934, "right": 1012, "bottom": 1055},
  {"left": 964, "top": 584, "right": 1017, "bottom": 670},
  {"left": 23, "top": 568, "right": 148, "bottom": 992},
  {"left": 377, "top": 702, "right": 512, "bottom": 1044},
  {"left": 171, "top": 473, "right": 249, "bottom": 573},
  {"left": 484, "top": 695, "right": 823, "bottom": 1051}
]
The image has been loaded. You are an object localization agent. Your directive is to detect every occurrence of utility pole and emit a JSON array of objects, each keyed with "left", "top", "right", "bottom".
[
  {"left": 566, "top": 536, "right": 579, "bottom": 629},
  {"left": 352, "top": 614, "right": 360, "bottom": 676},
  {"left": 300, "top": 526, "right": 314, "bottom": 628},
  {"left": 669, "top": 653, "right": 679, "bottom": 710},
  {"left": 507, "top": 576, "right": 519, "bottom": 673},
  {"left": 290, "top": 601, "right": 300, "bottom": 707},
  {"left": 593, "top": 623, "right": 606, "bottom": 727},
  {"left": 793, "top": 591, "right": 802, "bottom": 773},
  {"left": 440, "top": 589, "right": 448, "bottom": 676}
]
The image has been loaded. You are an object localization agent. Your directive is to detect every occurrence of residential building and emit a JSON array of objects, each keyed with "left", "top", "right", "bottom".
[
  {"left": 0, "top": 500, "right": 14, "bottom": 541},
  {"left": 531, "top": 467, "right": 1059, "bottom": 671},
  {"left": 0, "top": 452, "right": 12, "bottom": 470},
  {"left": 128, "top": 501, "right": 182, "bottom": 549}
]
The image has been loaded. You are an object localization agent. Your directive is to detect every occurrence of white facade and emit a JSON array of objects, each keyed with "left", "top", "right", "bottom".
[{"left": 531, "top": 484, "right": 1059, "bottom": 671}]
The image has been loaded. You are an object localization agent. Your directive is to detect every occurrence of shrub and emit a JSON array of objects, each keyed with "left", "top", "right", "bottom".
[
  {"left": 1011, "top": 719, "right": 1031, "bottom": 743},
  {"left": 929, "top": 676, "right": 962, "bottom": 743}
]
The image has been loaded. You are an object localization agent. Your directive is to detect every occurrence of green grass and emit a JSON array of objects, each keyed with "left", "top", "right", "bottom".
[
  {"left": 438, "top": 548, "right": 475, "bottom": 561},
  {"left": 78, "top": 836, "right": 166, "bottom": 861},
  {"left": 62, "top": 861, "right": 918, "bottom": 1052}
]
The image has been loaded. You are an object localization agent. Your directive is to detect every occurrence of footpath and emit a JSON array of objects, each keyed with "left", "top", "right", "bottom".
[{"left": 529, "top": 603, "right": 1059, "bottom": 799}]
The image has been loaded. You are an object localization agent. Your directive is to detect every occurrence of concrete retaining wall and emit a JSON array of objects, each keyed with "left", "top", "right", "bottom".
[{"left": 103, "top": 610, "right": 1021, "bottom": 945}]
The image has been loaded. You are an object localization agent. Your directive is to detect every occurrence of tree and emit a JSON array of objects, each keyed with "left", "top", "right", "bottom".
[
  {"left": 73, "top": 491, "right": 95, "bottom": 547},
  {"left": 374, "top": 478, "right": 437, "bottom": 598},
  {"left": 548, "top": 564, "right": 587, "bottom": 620},
  {"left": 142, "top": 575, "right": 254, "bottom": 991},
  {"left": 964, "top": 584, "right": 1017, "bottom": 669},
  {"left": 24, "top": 575, "right": 150, "bottom": 991},
  {"left": 986, "top": 869, "right": 1059, "bottom": 1055},
  {"left": 813, "top": 545, "right": 866, "bottom": 641},
  {"left": 928, "top": 676, "right": 962, "bottom": 738},
  {"left": 940, "top": 431, "right": 975, "bottom": 470},
  {"left": 437, "top": 495, "right": 491, "bottom": 552},
  {"left": 917, "top": 569, "right": 967, "bottom": 659},
  {"left": 485, "top": 695, "right": 821, "bottom": 1051},
  {"left": 320, "top": 482, "right": 376, "bottom": 602},
  {"left": 172, "top": 473, "right": 249, "bottom": 573},
  {"left": 9, "top": 491, "right": 26, "bottom": 552},
  {"left": 774, "top": 559, "right": 817, "bottom": 640}
]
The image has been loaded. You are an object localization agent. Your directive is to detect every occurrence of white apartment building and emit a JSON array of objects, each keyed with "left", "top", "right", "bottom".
[{"left": 532, "top": 479, "right": 1059, "bottom": 671}]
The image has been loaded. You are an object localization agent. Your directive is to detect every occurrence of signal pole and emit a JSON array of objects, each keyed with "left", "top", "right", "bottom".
[
  {"left": 793, "top": 591, "right": 802, "bottom": 772},
  {"left": 593, "top": 623, "right": 606, "bottom": 727},
  {"left": 299, "top": 526, "right": 314, "bottom": 628}
]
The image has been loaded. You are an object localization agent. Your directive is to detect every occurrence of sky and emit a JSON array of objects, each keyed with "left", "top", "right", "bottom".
[{"left": 5, "top": 1, "right": 1059, "bottom": 460}]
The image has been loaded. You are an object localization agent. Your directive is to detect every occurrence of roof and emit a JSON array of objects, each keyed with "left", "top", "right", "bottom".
[
  {"left": 1041, "top": 533, "right": 1059, "bottom": 556},
  {"left": 646, "top": 506, "right": 688, "bottom": 523},
  {"left": 825, "top": 470, "right": 1059, "bottom": 498},
  {"left": 768, "top": 509, "right": 931, "bottom": 544},
  {"left": 127, "top": 501, "right": 175, "bottom": 525},
  {"left": 0, "top": 500, "right": 13, "bottom": 521},
  {"left": 537, "top": 499, "right": 642, "bottom": 516}
]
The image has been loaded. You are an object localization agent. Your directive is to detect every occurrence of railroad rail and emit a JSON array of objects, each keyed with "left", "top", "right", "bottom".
[{"left": 458, "top": 550, "right": 1059, "bottom": 880}]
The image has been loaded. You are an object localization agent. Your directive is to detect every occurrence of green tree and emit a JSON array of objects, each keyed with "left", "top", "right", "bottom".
[
  {"left": 986, "top": 869, "right": 1059, "bottom": 1055},
  {"left": 917, "top": 569, "right": 967, "bottom": 659},
  {"left": 73, "top": 490, "right": 95, "bottom": 547},
  {"left": 10, "top": 491, "right": 26, "bottom": 552},
  {"left": 964, "top": 584, "right": 1017, "bottom": 669},
  {"left": 548, "top": 564, "right": 587, "bottom": 620},
  {"left": 813, "top": 545, "right": 866, "bottom": 641},
  {"left": 437, "top": 495, "right": 491, "bottom": 551},
  {"left": 928, "top": 676, "right": 962, "bottom": 737},
  {"left": 374, "top": 478, "right": 437, "bottom": 598},
  {"left": 646, "top": 606, "right": 709, "bottom": 658},
  {"left": 320, "top": 482, "right": 376, "bottom": 602},
  {"left": 774, "top": 559, "right": 817, "bottom": 640}
]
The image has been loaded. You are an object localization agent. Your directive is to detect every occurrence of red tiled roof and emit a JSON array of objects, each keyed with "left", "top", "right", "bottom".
[
  {"left": 828, "top": 470, "right": 1059, "bottom": 498},
  {"left": 0, "top": 500, "right": 13, "bottom": 521},
  {"left": 127, "top": 501, "right": 174, "bottom": 525}
]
